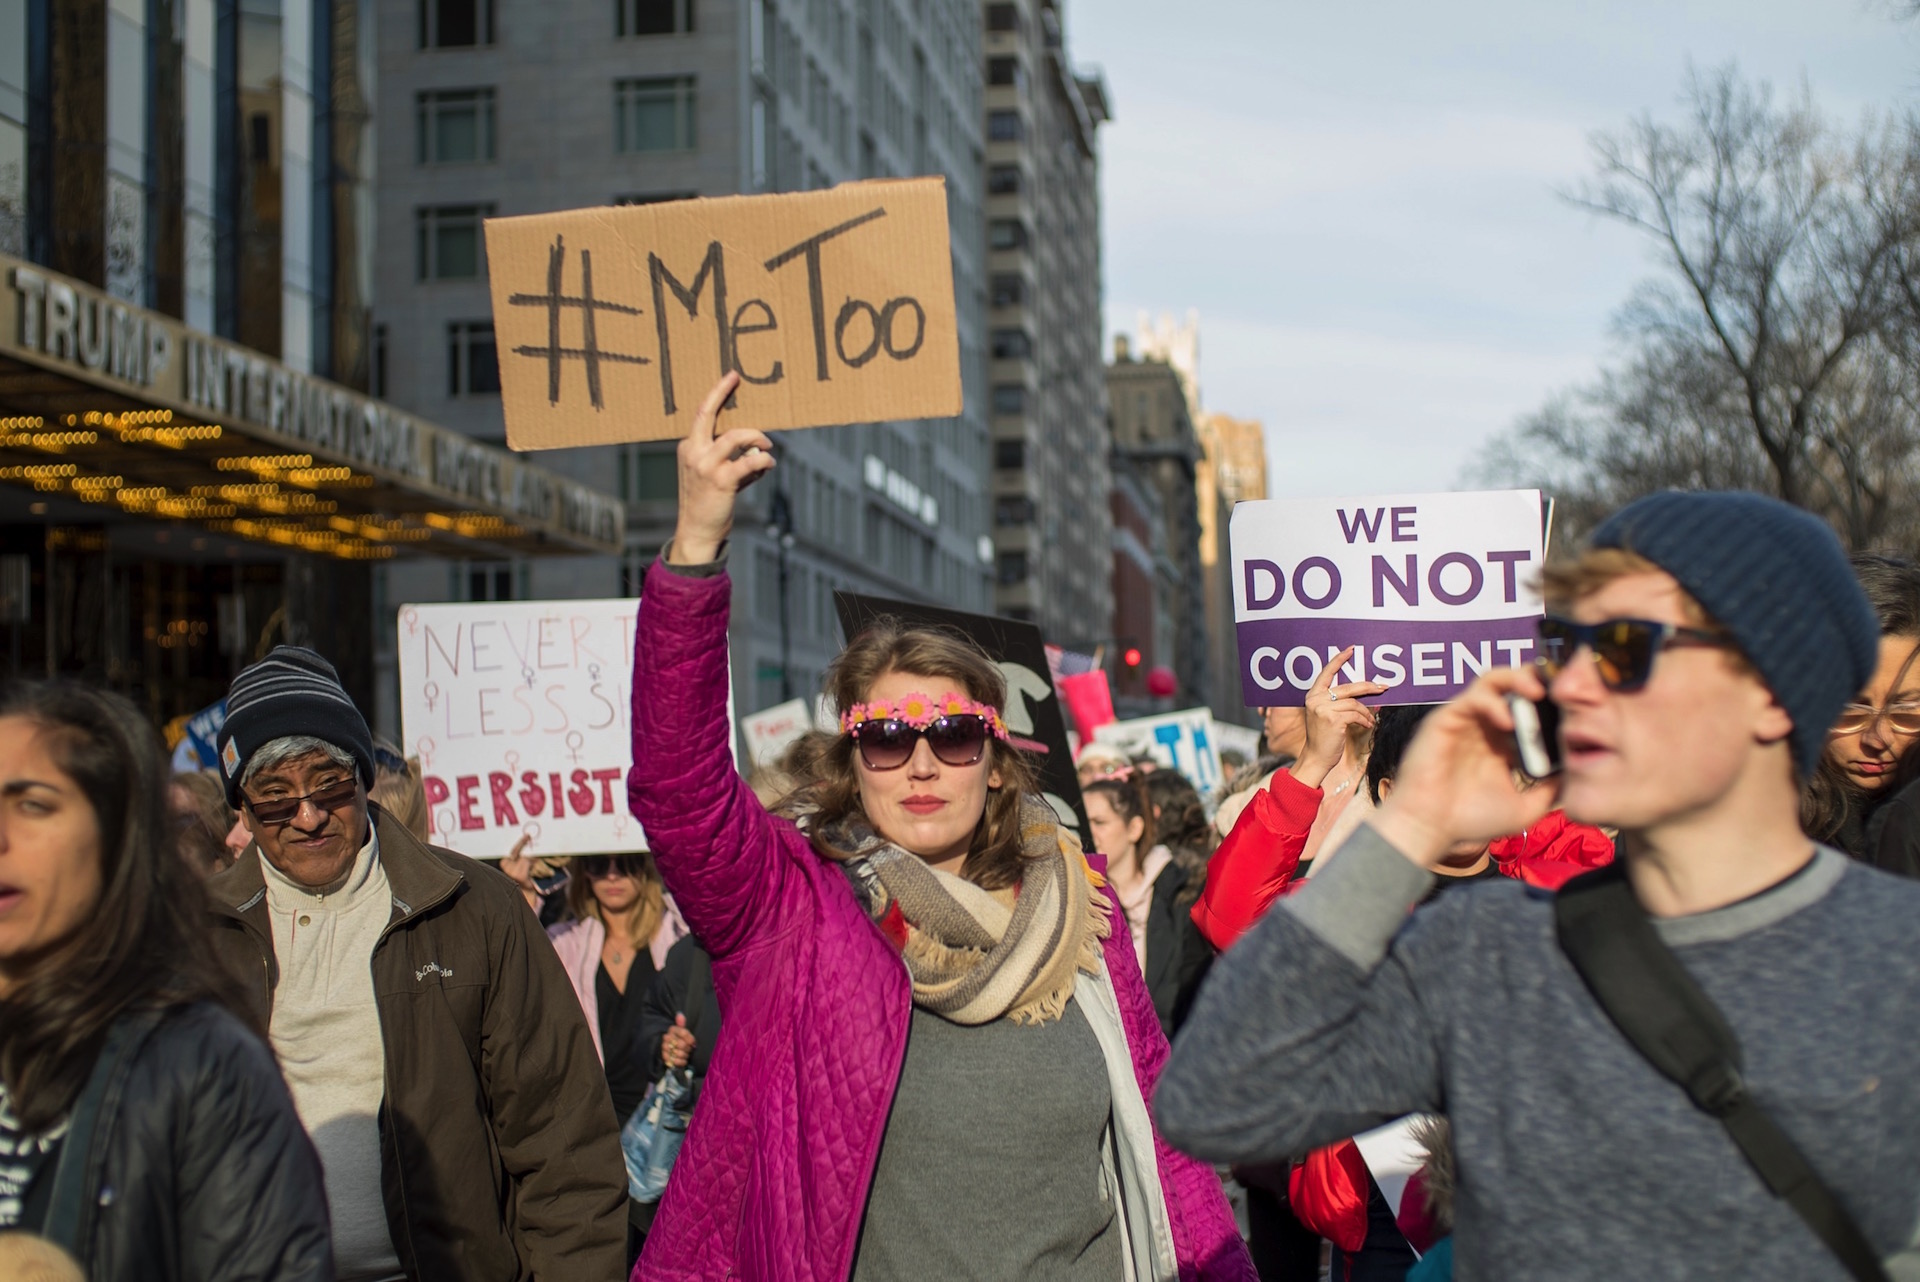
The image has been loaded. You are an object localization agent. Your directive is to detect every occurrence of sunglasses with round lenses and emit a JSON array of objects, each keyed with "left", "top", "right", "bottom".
[
  {"left": 578, "top": 855, "right": 647, "bottom": 879},
  {"left": 850, "top": 714, "right": 994, "bottom": 771},
  {"left": 242, "top": 776, "right": 359, "bottom": 826},
  {"left": 1537, "top": 615, "right": 1731, "bottom": 692},
  {"left": 1831, "top": 703, "right": 1920, "bottom": 738}
]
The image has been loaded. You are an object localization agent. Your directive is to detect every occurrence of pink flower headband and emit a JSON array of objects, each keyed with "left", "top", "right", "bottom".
[{"left": 839, "top": 691, "right": 1010, "bottom": 740}]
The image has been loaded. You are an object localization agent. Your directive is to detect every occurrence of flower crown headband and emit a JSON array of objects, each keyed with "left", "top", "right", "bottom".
[{"left": 839, "top": 691, "right": 1010, "bottom": 740}]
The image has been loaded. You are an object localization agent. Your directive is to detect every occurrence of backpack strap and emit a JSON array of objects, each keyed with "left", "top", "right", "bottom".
[
  {"left": 38, "top": 1006, "right": 165, "bottom": 1261},
  {"left": 1554, "top": 862, "right": 1889, "bottom": 1282},
  {"left": 684, "top": 946, "right": 713, "bottom": 1042}
]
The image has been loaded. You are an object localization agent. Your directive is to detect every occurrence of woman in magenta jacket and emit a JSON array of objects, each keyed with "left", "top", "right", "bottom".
[{"left": 625, "top": 374, "right": 1252, "bottom": 1282}]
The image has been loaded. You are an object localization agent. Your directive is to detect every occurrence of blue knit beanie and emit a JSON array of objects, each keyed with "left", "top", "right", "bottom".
[{"left": 1589, "top": 491, "right": 1878, "bottom": 777}]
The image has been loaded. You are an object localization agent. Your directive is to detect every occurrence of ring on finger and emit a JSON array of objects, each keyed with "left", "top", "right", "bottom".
[{"left": 1327, "top": 691, "right": 1339, "bottom": 704}]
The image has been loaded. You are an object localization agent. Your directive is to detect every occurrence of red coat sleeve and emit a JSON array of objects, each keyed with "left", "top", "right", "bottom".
[
  {"left": 1287, "top": 1138, "right": 1372, "bottom": 1254},
  {"left": 1190, "top": 770, "right": 1323, "bottom": 951}
]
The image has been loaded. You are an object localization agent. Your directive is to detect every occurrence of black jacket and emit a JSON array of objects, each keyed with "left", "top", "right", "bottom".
[
  {"left": 638, "top": 934, "right": 719, "bottom": 1103},
  {"left": 60, "top": 1001, "right": 335, "bottom": 1282},
  {"left": 1142, "top": 854, "right": 1213, "bottom": 1037}
]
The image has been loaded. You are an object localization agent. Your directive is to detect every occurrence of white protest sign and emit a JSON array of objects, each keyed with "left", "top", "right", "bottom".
[
  {"left": 1210, "top": 720, "right": 1263, "bottom": 770},
  {"left": 1231, "top": 489, "right": 1544, "bottom": 707},
  {"left": 397, "top": 599, "right": 642, "bottom": 858},
  {"left": 1093, "top": 708, "right": 1226, "bottom": 799},
  {"left": 742, "top": 698, "right": 815, "bottom": 770}
]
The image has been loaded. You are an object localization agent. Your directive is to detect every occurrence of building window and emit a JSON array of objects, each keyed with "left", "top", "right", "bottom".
[
  {"left": 987, "top": 164, "right": 1021, "bottom": 195},
  {"left": 617, "top": 0, "right": 695, "bottom": 36},
  {"left": 467, "top": 563, "right": 514, "bottom": 601},
  {"left": 985, "top": 3, "right": 1019, "bottom": 34},
  {"left": 990, "top": 273, "right": 1025, "bottom": 307},
  {"left": 419, "top": 0, "right": 494, "bottom": 48},
  {"left": 987, "top": 56, "right": 1021, "bottom": 87},
  {"left": 994, "top": 439, "right": 1024, "bottom": 469},
  {"left": 988, "top": 219, "right": 1028, "bottom": 250},
  {"left": 372, "top": 324, "right": 389, "bottom": 397},
  {"left": 995, "top": 496, "right": 1032, "bottom": 527},
  {"left": 615, "top": 77, "right": 697, "bottom": 153},
  {"left": 416, "top": 205, "right": 493, "bottom": 280},
  {"left": 624, "top": 445, "right": 678, "bottom": 501},
  {"left": 991, "top": 384, "right": 1026, "bottom": 415},
  {"left": 613, "top": 191, "right": 697, "bottom": 206},
  {"left": 990, "top": 328, "right": 1032, "bottom": 360},
  {"left": 987, "top": 110, "right": 1023, "bottom": 142},
  {"left": 448, "top": 322, "right": 500, "bottom": 395},
  {"left": 417, "top": 89, "right": 496, "bottom": 164},
  {"left": 997, "top": 551, "right": 1028, "bottom": 586}
]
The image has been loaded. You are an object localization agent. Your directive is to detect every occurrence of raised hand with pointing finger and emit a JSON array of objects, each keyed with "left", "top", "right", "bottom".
[
  {"left": 1291, "top": 646, "right": 1390, "bottom": 790},
  {"left": 668, "top": 370, "right": 775, "bottom": 566}
]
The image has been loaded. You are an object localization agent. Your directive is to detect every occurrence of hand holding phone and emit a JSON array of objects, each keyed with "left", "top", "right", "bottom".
[{"left": 1505, "top": 692, "right": 1562, "bottom": 780}]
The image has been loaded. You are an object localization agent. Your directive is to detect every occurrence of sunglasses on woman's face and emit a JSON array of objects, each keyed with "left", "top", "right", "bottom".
[
  {"left": 849, "top": 714, "right": 994, "bottom": 771},
  {"left": 1830, "top": 702, "right": 1920, "bottom": 738},
  {"left": 578, "top": 855, "right": 646, "bottom": 879},
  {"left": 241, "top": 777, "right": 358, "bottom": 827},
  {"left": 1537, "top": 615, "right": 1733, "bottom": 692}
]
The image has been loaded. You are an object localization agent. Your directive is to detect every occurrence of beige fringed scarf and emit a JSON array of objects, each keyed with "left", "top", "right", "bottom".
[{"left": 822, "top": 795, "right": 1112, "bottom": 1026}]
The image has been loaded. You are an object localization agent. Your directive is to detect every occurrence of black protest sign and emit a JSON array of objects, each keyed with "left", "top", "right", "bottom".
[{"left": 834, "top": 591, "right": 1090, "bottom": 845}]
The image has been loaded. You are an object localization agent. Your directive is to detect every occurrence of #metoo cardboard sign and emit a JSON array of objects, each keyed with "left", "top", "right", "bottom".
[
  {"left": 484, "top": 179, "right": 962, "bottom": 450},
  {"left": 1231, "top": 489, "right": 1546, "bottom": 707},
  {"left": 1093, "top": 708, "right": 1227, "bottom": 799},
  {"left": 397, "top": 599, "right": 643, "bottom": 858}
]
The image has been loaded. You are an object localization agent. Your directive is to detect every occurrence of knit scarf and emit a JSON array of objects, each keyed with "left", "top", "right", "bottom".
[{"left": 820, "top": 795, "right": 1112, "bottom": 1026}]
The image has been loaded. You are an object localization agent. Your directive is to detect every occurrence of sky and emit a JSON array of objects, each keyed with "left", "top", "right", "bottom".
[{"left": 1069, "top": 0, "right": 1920, "bottom": 497}]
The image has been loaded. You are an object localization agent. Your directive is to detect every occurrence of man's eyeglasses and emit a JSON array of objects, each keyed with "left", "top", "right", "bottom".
[
  {"left": 1537, "top": 616, "right": 1734, "bottom": 692},
  {"left": 577, "top": 855, "right": 647, "bottom": 879},
  {"left": 1830, "top": 702, "right": 1920, "bottom": 738},
  {"left": 241, "top": 777, "right": 359, "bottom": 827}
]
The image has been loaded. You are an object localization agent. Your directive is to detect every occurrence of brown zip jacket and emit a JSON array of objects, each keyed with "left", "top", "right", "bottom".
[{"left": 207, "top": 804, "right": 627, "bottom": 1282}]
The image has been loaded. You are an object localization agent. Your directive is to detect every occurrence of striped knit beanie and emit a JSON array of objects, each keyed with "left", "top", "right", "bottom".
[
  {"left": 1590, "top": 491, "right": 1878, "bottom": 777},
  {"left": 219, "top": 645, "right": 376, "bottom": 806}
]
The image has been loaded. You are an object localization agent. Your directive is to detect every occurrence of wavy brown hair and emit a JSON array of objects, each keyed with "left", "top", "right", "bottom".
[
  {"left": 796, "top": 619, "right": 1040, "bottom": 892},
  {"left": 0, "top": 681, "right": 246, "bottom": 1131}
]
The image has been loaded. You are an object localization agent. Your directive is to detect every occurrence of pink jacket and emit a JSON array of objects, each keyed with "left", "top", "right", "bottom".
[
  {"left": 546, "top": 901, "right": 688, "bottom": 1063},
  {"left": 627, "top": 563, "right": 1253, "bottom": 1282}
]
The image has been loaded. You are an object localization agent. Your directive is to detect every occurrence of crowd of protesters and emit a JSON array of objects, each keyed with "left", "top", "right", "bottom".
[{"left": 2, "top": 365, "right": 1920, "bottom": 1282}]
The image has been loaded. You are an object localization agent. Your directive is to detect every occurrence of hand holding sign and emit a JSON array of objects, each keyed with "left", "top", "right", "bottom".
[
  {"left": 1370, "top": 666, "right": 1560, "bottom": 869},
  {"left": 1294, "top": 646, "right": 1389, "bottom": 790},
  {"left": 669, "top": 371, "right": 773, "bottom": 566}
]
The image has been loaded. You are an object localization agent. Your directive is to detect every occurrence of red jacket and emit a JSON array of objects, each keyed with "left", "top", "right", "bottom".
[{"left": 1489, "top": 809, "right": 1615, "bottom": 890}]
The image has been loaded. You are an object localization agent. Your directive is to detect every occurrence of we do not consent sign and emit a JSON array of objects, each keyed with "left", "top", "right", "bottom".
[{"left": 1231, "top": 489, "right": 1546, "bottom": 707}]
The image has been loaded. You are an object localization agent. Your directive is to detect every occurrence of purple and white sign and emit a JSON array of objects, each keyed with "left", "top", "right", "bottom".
[{"left": 1231, "top": 489, "right": 1545, "bottom": 707}]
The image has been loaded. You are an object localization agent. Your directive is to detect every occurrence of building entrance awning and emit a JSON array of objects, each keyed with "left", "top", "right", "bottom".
[{"left": 0, "top": 254, "right": 625, "bottom": 560}]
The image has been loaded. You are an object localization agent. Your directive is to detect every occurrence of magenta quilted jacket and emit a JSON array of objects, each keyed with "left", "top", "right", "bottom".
[{"left": 626, "top": 562, "right": 1255, "bottom": 1282}]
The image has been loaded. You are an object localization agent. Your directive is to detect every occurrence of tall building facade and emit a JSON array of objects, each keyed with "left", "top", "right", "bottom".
[
  {"left": 1106, "top": 336, "right": 1207, "bottom": 710},
  {"left": 0, "top": 1, "right": 615, "bottom": 726},
  {"left": 372, "top": 0, "right": 995, "bottom": 732},
  {"left": 1197, "top": 410, "right": 1266, "bottom": 721},
  {"left": 982, "top": 0, "right": 1109, "bottom": 647}
]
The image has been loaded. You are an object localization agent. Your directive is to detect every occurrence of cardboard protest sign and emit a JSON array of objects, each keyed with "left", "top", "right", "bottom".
[
  {"left": 1093, "top": 708, "right": 1227, "bottom": 800},
  {"left": 1232, "top": 489, "right": 1545, "bottom": 707},
  {"left": 484, "top": 179, "right": 961, "bottom": 450},
  {"left": 397, "top": 599, "right": 644, "bottom": 858},
  {"left": 167, "top": 698, "right": 227, "bottom": 771},
  {"left": 1210, "top": 720, "right": 1264, "bottom": 770},
  {"left": 742, "top": 697, "right": 816, "bottom": 771},
  {"left": 833, "top": 592, "right": 1089, "bottom": 845}
]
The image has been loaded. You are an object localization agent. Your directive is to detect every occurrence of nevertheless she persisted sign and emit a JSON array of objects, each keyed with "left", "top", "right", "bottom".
[{"left": 1230, "top": 489, "right": 1546, "bottom": 707}]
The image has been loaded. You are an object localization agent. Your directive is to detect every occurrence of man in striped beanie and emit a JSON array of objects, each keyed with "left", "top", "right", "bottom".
[{"left": 207, "top": 646, "right": 627, "bottom": 1280}]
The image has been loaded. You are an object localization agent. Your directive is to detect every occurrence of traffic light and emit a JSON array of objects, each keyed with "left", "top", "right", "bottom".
[{"left": 1122, "top": 646, "right": 1143, "bottom": 670}]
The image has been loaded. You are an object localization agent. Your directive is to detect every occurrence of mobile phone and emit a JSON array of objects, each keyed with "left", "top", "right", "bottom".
[{"left": 1505, "top": 692, "right": 1562, "bottom": 779}]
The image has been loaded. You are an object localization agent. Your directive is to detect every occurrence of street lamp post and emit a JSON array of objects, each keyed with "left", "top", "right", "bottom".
[{"left": 767, "top": 487, "right": 796, "bottom": 702}]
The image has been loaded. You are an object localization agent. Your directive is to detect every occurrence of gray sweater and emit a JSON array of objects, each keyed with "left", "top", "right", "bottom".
[{"left": 1157, "top": 826, "right": 1920, "bottom": 1281}]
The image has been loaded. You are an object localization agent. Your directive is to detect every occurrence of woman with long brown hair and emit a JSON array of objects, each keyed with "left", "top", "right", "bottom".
[
  {"left": 0, "top": 680, "right": 329, "bottom": 1280},
  {"left": 624, "top": 374, "right": 1251, "bottom": 1282}
]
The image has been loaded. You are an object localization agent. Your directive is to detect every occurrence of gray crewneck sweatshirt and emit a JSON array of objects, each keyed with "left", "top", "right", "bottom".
[{"left": 1157, "top": 825, "right": 1920, "bottom": 1281}]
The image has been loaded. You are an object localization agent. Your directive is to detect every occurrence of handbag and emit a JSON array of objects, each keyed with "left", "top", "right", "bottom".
[
  {"left": 1555, "top": 862, "right": 1889, "bottom": 1282},
  {"left": 620, "top": 948, "right": 711, "bottom": 1203}
]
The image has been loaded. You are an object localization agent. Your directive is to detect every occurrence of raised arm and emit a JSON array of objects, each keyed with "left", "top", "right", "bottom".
[{"left": 626, "top": 373, "right": 802, "bottom": 959}]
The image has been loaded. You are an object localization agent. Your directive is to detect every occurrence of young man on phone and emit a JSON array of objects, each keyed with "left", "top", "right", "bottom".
[{"left": 1159, "top": 491, "right": 1920, "bottom": 1279}]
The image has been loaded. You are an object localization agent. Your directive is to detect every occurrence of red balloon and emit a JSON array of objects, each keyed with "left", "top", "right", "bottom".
[{"left": 1146, "top": 666, "right": 1177, "bottom": 698}]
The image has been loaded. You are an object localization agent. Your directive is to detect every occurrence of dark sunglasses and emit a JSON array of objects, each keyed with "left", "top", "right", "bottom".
[
  {"left": 241, "top": 776, "right": 359, "bottom": 827},
  {"left": 849, "top": 714, "right": 994, "bottom": 771},
  {"left": 1537, "top": 615, "right": 1733, "bottom": 692},
  {"left": 578, "top": 854, "right": 647, "bottom": 879}
]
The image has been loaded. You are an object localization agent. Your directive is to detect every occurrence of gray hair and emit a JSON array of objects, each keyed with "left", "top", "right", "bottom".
[{"left": 242, "top": 735, "right": 356, "bottom": 787}]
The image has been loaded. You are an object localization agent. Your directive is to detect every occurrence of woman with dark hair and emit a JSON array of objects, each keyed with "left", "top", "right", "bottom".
[
  {"left": 0, "top": 680, "right": 331, "bottom": 1281},
  {"left": 1086, "top": 772, "right": 1211, "bottom": 1036},
  {"left": 625, "top": 374, "right": 1251, "bottom": 1282},
  {"left": 1803, "top": 553, "right": 1920, "bottom": 872}
]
